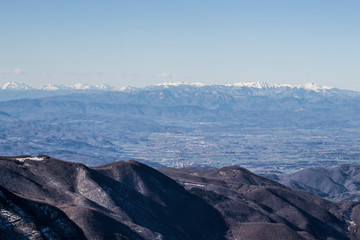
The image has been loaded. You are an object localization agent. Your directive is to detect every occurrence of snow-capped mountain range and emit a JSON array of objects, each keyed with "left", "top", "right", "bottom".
[
  {"left": 151, "top": 81, "right": 334, "bottom": 92},
  {"left": 2, "top": 81, "right": 358, "bottom": 100},
  {"left": 1, "top": 81, "right": 118, "bottom": 91},
  {"left": 226, "top": 82, "right": 334, "bottom": 92},
  {"left": 1, "top": 81, "right": 33, "bottom": 90},
  {"left": 0, "top": 81, "right": 336, "bottom": 92}
]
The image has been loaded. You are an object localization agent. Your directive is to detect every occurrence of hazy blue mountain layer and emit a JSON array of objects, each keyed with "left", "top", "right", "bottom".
[
  {"left": 0, "top": 83, "right": 359, "bottom": 172},
  {"left": 278, "top": 164, "right": 360, "bottom": 202}
]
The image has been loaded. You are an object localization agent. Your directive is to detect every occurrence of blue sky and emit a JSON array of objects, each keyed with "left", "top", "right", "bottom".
[{"left": 1, "top": 1, "right": 359, "bottom": 90}]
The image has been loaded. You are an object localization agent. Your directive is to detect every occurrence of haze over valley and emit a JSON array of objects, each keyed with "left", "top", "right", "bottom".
[{"left": 1, "top": 81, "right": 359, "bottom": 174}]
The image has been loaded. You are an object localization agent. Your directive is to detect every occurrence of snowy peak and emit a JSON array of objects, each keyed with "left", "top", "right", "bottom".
[
  {"left": 0, "top": 81, "right": 346, "bottom": 96},
  {"left": 1, "top": 81, "right": 33, "bottom": 90},
  {"left": 154, "top": 82, "right": 206, "bottom": 88},
  {"left": 118, "top": 86, "right": 138, "bottom": 92},
  {"left": 40, "top": 83, "right": 116, "bottom": 91},
  {"left": 70, "top": 83, "right": 96, "bottom": 90},
  {"left": 1, "top": 82, "right": 118, "bottom": 91},
  {"left": 229, "top": 82, "right": 272, "bottom": 89},
  {"left": 303, "top": 82, "right": 333, "bottom": 92},
  {"left": 70, "top": 83, "right": 117, "bottom": 90},
  {"left": 227, "top": 81, "right": 334, "bottom": 92},
  {"left": 40, "top": 84, "right": 71, "bottom": 91},
  {"left": 95, "top": 83, "right": 115, "bottom": 90}
]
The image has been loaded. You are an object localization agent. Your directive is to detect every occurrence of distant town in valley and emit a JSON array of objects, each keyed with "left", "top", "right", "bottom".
[{"left": 1, "top": 81, "right": 359, "bottom": 174}]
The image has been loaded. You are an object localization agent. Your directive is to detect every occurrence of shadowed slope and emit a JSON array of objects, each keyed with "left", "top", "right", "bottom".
[
  {"left": 0, "top": 184, "right": 86, "bottom": 240},
  {"left": 160, "top": 166, "right": 360, "bottom": 240},
  {"left": 279, "top": 164, "right": 360, "bottom": 202},
  {"left": 0, "top": 156, "right": 227, "bottom": 240},
  {"left": 1, "top": 155, "right": 360, "bottom": 240}
]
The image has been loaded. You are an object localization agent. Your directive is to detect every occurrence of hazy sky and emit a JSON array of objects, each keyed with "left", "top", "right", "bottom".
[{"left": 1, "top": 1, "right": 359, "bottom": 90}]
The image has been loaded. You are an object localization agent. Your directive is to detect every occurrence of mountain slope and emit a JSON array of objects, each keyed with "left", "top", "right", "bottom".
[
  {"left": 160, "top": 166, "right": 360, "bottom": 240},
  {"left": 279, "top": 164, "right": 360, "bottom": 202},
  {"left": 0, "top": 184, "right": 86, "bottom": 240},
  {"left": 0, "top": 155, "right": 227, "bottom": 240},
  {"left": 1, "top": 156, "right": 360, "bottom": 239}
]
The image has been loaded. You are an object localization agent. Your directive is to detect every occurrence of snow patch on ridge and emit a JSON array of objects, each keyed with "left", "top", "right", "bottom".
[
  {"left": 184, "top": 182, "right": 206, "bottom": 187},
  {"left": 15, "top": 157, "right": 45, "bottom": 162},
  {"left": 40, "top": 84, "right": 71, "bottom": 91}
]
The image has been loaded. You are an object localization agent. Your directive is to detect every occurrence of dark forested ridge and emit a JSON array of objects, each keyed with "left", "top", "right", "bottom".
[{"left": 1, "top": 155, "right": 360, "bottom": 240}]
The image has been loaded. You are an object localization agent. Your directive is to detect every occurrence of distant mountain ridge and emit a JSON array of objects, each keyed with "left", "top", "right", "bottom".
[
  {"left": 279, "top": 164, "right": 360, "bottom": 202},
  {"left": 1, "top": 81, "right": 33, "bottom": 90},
  {"left": 1, "top": 81, "right": 117, "bottom": 91},
  {"left": 2, "top": 81, "right": 359, "bottom": 106},
  {"left": 0, "top": 80, "right": 355, "bottom": 94}
]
